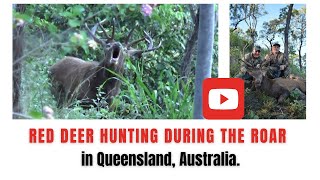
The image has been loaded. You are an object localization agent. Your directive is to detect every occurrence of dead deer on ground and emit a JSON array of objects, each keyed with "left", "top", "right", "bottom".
[
  {"left": 49, "top": 19, "right": 161, "bottom": 109},
  {"left": 248, "top": 69, "right": 306, "bottom": 103}
]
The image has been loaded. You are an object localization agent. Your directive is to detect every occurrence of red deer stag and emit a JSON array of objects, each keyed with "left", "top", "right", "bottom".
[
  {"left": 248, "top": 69, "right": 306, "bottom": 103},
  {"left": 49, "top": 19, "right": 161, "bottom": 109}
]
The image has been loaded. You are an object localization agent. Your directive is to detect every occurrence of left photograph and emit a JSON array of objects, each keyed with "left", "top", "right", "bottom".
[{"left": 12, "top": 4, "right": 218, "bottom": 119}]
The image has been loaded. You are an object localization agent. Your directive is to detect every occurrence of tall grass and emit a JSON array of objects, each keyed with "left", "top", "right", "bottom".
[{"left": 20, "top": 54, "right": 195, "bottom": 119}]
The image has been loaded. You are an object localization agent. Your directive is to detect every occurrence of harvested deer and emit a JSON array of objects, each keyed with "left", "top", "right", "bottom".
[
  {"left": 248, "top": 69, "right": 306, "bottom": 103},
  {"left": 49, "top": 19, "right": 161, "bottom": 109}
]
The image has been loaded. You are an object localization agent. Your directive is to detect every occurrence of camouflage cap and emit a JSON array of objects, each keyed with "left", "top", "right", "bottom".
[
  {"left": 272, "top": 43, "right": 280, "bottom": 47},
  {"left": 254, "top": 45, "right": 261, "bottom": 51}
]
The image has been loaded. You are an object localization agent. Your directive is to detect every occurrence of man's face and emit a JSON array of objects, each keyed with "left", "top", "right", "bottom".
[
  {"left": 272, "top": 45, "right": 280, "bottom": 53},
  {"left": 252, "top": 48, "right": 261, "bottom": 58}
]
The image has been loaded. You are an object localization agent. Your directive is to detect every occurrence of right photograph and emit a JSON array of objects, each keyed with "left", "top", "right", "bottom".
[{"left": 229, "top": 4, "right": 306, "bottom": 119}]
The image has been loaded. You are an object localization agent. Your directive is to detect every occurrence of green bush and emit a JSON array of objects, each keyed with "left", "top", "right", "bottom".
[{"left": 14, "top": 4, "right": 218, "bottom": 119}]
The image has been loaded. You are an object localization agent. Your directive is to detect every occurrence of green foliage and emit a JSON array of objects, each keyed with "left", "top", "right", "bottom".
[
  {"left": 243, "top": 89, "right": 306, "bottom": 119},
  {"left": 230, "top": 58, "right": 241, "bottom": 77},
  {"left": 14, "top": 4, "right": 217, "bottom": 119},
  {"left": 112, "top": 59, "right": 194, "bottom": 119},
  {"left": 287, "top": 100, "right": 306, "bottom": 119},
  {"left": 246, "top": 110, "right": 259, "bottom": 119},
  {"left": 20, "top": 55, "right": 58, "bottom": 118},
  {"left": 230, "top": 4, "right": 306, "bottom": 120},
  {"left": 29, "top": 110, "right": 43, "bottom": 119},
  {"left": 230, "top": 5, "right": 306, "bottom": 78},
  {"left": 289, "top": 62, "right": 306, "bottom": 78},
  {"left": 230, "top": 29, "right": 257, "bottom": 77}
]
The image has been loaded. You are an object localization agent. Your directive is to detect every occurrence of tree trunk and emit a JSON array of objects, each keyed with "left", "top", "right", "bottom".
[
  {"left": 268, "top": 40, "right": 272, "bottom": 50},
  {"left": 284, "top": 4, "right": 293, "bottom": 61},
  {"left": 193, "top": 5, "right": 215, "bottom": 119},
  {"left": 13, "top": 4, "right": 26, "bottom": 119},
  {"left": 250, "top": 31, "right": 255, "bottom": 49},
  {"left": 298, "top": 26, "right": 304, "bottom": 71},
  {"left": 298, "top": 44, "right": 302, "bottom": 70},
  {"left": 267, "top": 35, "right": 274, "bottom": 50},
  {"left": 180, "top": 5, "right": 199, "bottom": 84}
]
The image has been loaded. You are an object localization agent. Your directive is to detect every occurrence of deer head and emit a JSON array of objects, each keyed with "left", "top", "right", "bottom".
[
  {"left": 247, "top": 69, "right": 267, "bottom": 88},
  {"left": 85, "top": 18, "right": 162, "bottom": 67}
]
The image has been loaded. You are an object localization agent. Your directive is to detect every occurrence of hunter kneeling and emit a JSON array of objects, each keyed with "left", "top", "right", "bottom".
[
  {"left": 262, "top": 43, "right": 290, "bottom": 79},
  {"left": 235, "top": 45, "right": 262, "bottom": 88}
]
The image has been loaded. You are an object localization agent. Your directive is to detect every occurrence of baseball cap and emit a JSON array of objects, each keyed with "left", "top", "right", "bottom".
[
  {"left": 254, "top": 45, "right": 261, "bottom": 51},
  {"left": 272, "top": 43, "right": 280, "bottom": 47}
]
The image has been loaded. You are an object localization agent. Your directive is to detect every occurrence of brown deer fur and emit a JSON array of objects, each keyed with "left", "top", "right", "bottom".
[
  {"left": 248, "top": 69, "right": 306, "bottom": 103},
  {"left": 49, "top": 20, "right": 160, "bottom": 109},
  {"left": 49, "top": 42, "right": 124, "bottom": 108}
]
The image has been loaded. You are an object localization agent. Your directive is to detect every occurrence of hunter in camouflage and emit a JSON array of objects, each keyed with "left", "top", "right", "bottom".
[
  {"left": 236, "top": 45, "right": 263, "bottom": 80},
  {"left": 262, "top": 43, "right": 290, "bottom": 78}
]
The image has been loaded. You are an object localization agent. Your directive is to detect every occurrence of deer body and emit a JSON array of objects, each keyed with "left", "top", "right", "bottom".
[
  {"left": 49, "top": 56, "right": 122, "bottom": 107},
  {"left": 250, "top": 70, "right": 306, "bottom": 103},
  {"left": 49, "top": 19, "right": 160, "bottom": 109}
]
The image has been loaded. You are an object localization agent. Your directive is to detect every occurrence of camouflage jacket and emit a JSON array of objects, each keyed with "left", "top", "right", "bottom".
[
  {"left": 263, "top": 51, "right": 289, "bottom": 68},
  {"left": 240, "top": 53, "right": 262, "bottom": 72}
]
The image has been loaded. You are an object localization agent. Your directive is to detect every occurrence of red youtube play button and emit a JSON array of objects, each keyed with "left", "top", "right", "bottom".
[
  {"left": 203, "top": 78, "right": 244, "bottom": 119},
  {"left": 220, "top": 94, "right": 228, "bottom": 104}
]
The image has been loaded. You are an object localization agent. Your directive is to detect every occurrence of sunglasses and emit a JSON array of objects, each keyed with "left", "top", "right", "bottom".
[{"left": 255, "top": 50, "right": 261, "bottom": 53}]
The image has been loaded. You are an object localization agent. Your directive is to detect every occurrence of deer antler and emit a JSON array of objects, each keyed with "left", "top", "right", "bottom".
[
  {"left": 86, "top": 18, "right": 161, "bottom": 59},
  {"left": 125, "top": 30, "right": 162, "bottom": 59},
  {"left": 126, "top": 37, "right": 146, "bottom": 49},
  {"left": 85, "top": 22, "right": 107, "bottom": 48},
  {"left": 97, "top": 18, "right": 115, "bottom": 43},
  {"left": 142, "top": 30, "right": 162, "bottom": 52},
  {"left": 111, "top": 18, "right": 115, "bottom": 41},
  {"left": 239, "top": 59, "right": 254, "bottom": 68},
  {"left": 124, "top": 27, "right": 135, "bottom": 45},
  {"left": 98, "top": 22, "right": 111, "bottom": 40},
  {"left": 85, "top": 18, "right": 116, "bottom": 46}
]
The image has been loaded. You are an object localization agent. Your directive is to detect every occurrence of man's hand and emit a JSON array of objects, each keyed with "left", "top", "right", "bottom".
[
  {"left": 241, "top": 67, "right": 247, "bottom": 73},
  {"left": 280, "top": 65, "right": 286, "bottom": 70}
]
